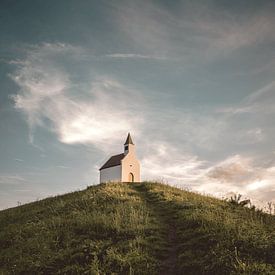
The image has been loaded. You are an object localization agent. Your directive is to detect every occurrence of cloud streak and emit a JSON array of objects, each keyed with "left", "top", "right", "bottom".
[
  {"left": 105, "top": 53, "right": 166, "bottom": 60},
  {"left": 0, "top": 175, "right": 26, "bottom": 185},
  {"left": 11, "top": 43, "right": 143, "bottom": 151},
  {"left": 114, "top": 1, "right": 275, "bottom": 61},
  {"left": 218, "top": 81, "right": 275, "bottom": 115}
]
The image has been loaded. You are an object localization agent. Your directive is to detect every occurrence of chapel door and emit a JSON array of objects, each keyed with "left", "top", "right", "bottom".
[{"left": 128, "top": 173, "right": 134, "bottom": 182}]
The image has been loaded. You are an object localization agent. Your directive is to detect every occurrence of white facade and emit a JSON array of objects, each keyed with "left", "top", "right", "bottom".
[
  {"left": 99, "top": 134, "right": 141, "bottom": 183},
  {"left": 100, "top": 165, "right": 121, "bottom": 183}
]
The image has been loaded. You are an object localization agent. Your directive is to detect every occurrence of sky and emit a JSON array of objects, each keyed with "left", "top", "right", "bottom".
[{"left": 0, "top": 0, "right": 275, "bottom": 210}]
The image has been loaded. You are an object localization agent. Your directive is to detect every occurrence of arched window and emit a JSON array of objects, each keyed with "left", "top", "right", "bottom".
[{"left": 128, "top": 173, "right": 134, "bottom": 182}]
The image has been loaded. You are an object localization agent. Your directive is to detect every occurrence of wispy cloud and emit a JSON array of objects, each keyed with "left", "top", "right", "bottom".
[
  {"left": 0, "top": 175, "right": 26, "bottom": 185},
  {"left": 106, "top": 53, "right": 166, "bottom": 60},
  {"left": 114, "top": 1, "right": 275, "bottom": 61},
  {"left": 142, "top": 141, "right": 207, "bottom": 184},
  {"left": 0, "top": 173, "right": 46, "bottom": 210},
  {"left": 10, "top": 43, "right": 144, "bottom": 151},
  {"left": 218, "top": 81, "right": 275, "bottom": 115},
  {"left": 14, "top": 158, "right": 24, "bottom": 162},
  {"left": 56, "top": 165, "right": 70, "bottom": 169}
]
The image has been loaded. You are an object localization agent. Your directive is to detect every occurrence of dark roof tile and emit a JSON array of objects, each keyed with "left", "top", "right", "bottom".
[{"left": 99, "top": 153, "right": 125, "bottom": 170}]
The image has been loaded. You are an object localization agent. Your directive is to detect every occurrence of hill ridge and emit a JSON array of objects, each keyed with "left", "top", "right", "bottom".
[{"left": 0, "top": 182, "right": 274, "bottom": 274}]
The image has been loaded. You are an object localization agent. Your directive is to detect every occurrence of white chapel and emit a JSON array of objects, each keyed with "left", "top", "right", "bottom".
[{"left": 99, "top": 133, "right": 141, "bottom": 183}]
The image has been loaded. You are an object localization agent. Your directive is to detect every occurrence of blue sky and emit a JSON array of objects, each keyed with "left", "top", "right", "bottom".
[{"left": 1, "top": 0, "right": 275, "bottom": 209}]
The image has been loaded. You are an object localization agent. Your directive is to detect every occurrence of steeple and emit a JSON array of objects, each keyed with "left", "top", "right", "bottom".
[
  {"left": 124, "top": 133, "right": 135, "bottom": 155},
  {"left": 124, "top": 133, "right": 134, "bottom": 145}
]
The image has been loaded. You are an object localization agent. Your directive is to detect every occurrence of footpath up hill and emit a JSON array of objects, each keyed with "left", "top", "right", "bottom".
[{"left": 0, "top": 182, "right": 274, "bottom": 274}]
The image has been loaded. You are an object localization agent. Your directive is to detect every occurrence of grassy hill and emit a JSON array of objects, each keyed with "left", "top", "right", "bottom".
[{"left": 0, "top": 182, "right": 274, "bottom": 274}]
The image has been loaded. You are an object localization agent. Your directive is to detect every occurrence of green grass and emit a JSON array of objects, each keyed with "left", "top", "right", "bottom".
[{"left": 0, "top": 182, "right": 274, "bottom": 274}]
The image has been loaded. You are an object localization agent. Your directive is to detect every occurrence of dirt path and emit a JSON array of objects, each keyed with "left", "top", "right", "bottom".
[
  {"left": 160, "top": 223, "right": 178, "bottom": 275},
  {"left": 131, "top": 183, "right": 180, "bottom": 275}
]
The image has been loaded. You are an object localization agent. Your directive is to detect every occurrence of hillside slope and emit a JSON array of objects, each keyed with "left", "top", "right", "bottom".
[{"left": 0, "top": 182, "right": 274, "bottom": 274}]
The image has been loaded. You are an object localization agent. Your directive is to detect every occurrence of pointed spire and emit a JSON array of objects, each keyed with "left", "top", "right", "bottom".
[{"left": 124, "top": 133, "right": 134, "bottom": 145}]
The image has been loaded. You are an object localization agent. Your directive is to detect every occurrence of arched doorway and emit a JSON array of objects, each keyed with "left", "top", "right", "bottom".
[{"left": 128, "top": 173, "right": 134, "bottom": 182}]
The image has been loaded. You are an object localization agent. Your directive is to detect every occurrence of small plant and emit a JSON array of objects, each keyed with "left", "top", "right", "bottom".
[
  {"left": 267, "top": 202, "right": 275, "bottom": 215},
  {"left": 229, "top": 194, "right": 251, "bottom": 207}
]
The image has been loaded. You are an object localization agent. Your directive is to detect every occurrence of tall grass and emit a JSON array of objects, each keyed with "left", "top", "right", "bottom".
[{"left": 0, "top": 183, "right": 161, "bottom": 274}]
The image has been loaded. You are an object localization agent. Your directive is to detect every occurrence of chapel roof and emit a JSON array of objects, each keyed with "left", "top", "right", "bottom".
[{"left": 99, "top": 153, "right": 125, "bottom": 170}]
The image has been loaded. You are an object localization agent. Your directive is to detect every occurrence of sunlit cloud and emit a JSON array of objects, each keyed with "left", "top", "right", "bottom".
[
  {"left": 142, "top": 142, "right": 207, "bottom": 184},
  {"left": 201, "top": 156, "right": 275, "bottom": 207},
  {"left": 11, "top": 43, "right": 143, "bottom": 151},
  {"left": 207, "top": 155, "right": 261, "bottom": 185},
  {"left": 142, "top": 149, "right": 275, "bottom": 208},
  {"left": 246, "top": 180, "right": 269, "bottom": 191}
]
